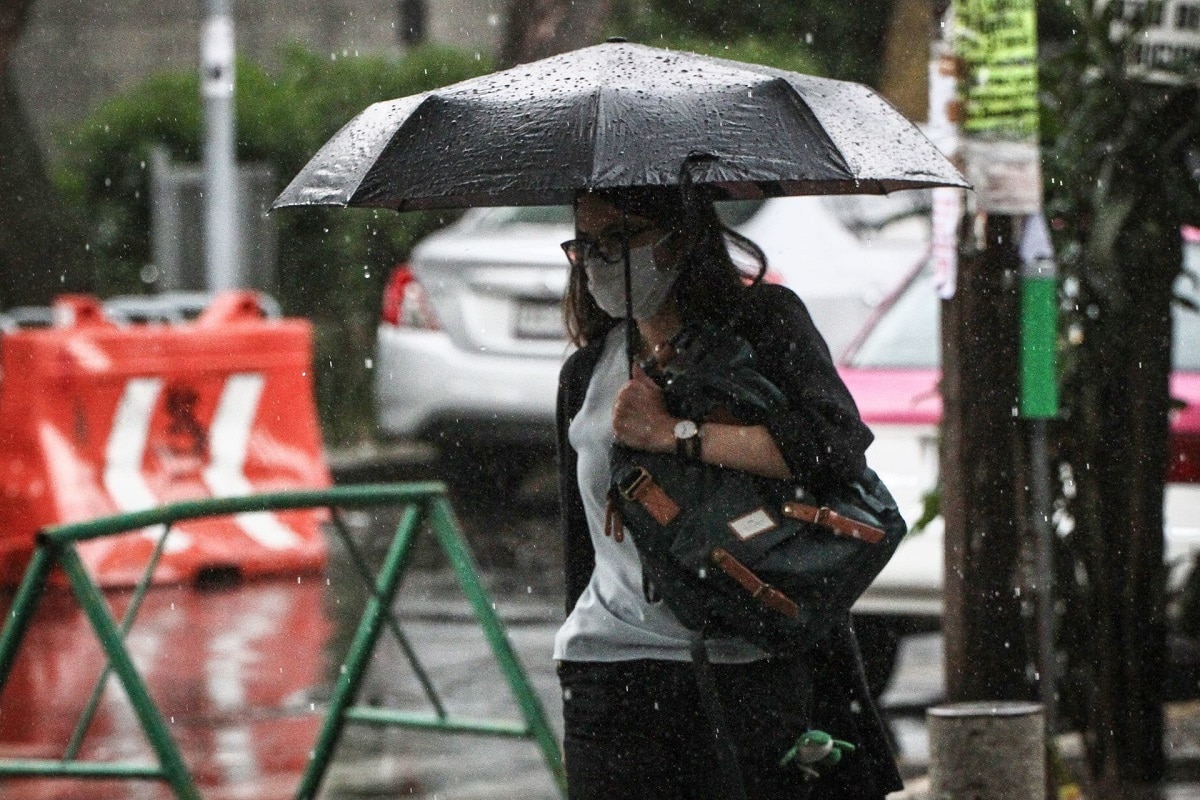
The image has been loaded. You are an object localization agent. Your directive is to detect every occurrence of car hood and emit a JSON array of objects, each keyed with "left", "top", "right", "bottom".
[{"left": 838, "top": 367, "right": 942, "bottom": 425}]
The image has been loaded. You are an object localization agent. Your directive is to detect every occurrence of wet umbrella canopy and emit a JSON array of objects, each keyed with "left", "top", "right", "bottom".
[{"left": 272, "top": 40, "right": 967, "bottom": 213}]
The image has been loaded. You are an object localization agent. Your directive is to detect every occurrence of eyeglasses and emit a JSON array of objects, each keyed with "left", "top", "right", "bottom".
[{"left": 561, "top": 225, "right": 672, "bottom": 268}]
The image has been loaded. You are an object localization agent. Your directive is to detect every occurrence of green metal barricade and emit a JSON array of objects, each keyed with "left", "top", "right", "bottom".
[{"left": 0, "top": 483, "right": 566, "bottom": 799}]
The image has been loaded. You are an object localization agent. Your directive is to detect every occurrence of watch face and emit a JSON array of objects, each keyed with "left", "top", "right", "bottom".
[{"left": 674, "top": 419, "right": 698, "bottom": 439}]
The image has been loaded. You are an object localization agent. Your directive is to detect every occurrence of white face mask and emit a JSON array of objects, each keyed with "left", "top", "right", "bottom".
[{"left": 585, "top": 240, "right": 680, "bottom": 320}]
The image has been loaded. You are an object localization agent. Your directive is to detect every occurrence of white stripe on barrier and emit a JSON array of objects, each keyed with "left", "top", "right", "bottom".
[
  {"left": 103, "top": 377, "right": 190, "bottom": 552},
  {"left": 202, "top": 373, "right": 301, "bottom": 550},
  {"left": 65, "top": 337, "right": 113, "bottom": 373}
]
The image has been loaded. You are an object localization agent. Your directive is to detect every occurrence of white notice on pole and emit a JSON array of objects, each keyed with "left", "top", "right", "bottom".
[
  {"left": 201, "top": 16, "right": 235, "bottom": 100},
  {"left": 932, "top": 187, "right": 963, "bottom": 300}
]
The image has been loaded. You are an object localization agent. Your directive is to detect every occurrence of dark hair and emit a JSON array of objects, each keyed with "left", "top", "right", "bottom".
[{"left": 563, "top": 186, "right": 768, "bottom": 347}]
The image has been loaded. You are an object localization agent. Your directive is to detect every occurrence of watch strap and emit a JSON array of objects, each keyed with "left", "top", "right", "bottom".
[{"left": 675, "top": 421, "right": 702, "bottom": 460}]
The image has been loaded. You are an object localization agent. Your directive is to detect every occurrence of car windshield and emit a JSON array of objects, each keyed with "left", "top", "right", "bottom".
[
  {"left": 847, "top": 268, "right": 941, "bottom": 369},
  {"left": 849, "top": 240, "right": 1200, "bottom": 373}
]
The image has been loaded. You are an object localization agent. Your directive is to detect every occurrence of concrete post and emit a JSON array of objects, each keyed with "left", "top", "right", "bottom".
[
  {"left": 927, "top": 701, "right": 1044, "bottom": 800},
  {"left": 201, "top": 0, "right": 243, "bottom": 291}
]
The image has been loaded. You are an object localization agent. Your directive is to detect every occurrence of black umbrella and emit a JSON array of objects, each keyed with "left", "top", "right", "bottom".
[{"left": 272, "top": 40, "right": 967, "bottom": 214}]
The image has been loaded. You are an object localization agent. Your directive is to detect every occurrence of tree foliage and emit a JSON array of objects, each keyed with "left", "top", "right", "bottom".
[
  {"left": 1041, "top": 0, "right": 1200, "bottom": 785},
  {"left": 54, "top": 44, "right": 492, "bottom": 443},
  {"left": 627, "top": 0, "right": 889, "bottom": 84}
]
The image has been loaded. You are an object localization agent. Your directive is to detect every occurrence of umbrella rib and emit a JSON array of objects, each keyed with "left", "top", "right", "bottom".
[{"left": 587, "top": 85, "right": 607, "bottom": 196}]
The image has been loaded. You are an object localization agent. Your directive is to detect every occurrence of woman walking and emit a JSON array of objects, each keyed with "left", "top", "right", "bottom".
[{"left": 553, "top": 184, "right": 904, "bottom": 799}]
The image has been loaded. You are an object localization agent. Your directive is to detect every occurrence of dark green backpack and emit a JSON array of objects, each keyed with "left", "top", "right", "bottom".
[{"left": 609, "top": 322, "right": 907, "bottom": 655}]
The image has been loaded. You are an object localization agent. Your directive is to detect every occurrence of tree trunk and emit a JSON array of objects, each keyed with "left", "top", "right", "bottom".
[
  {"left": 878, "top": 0, "right": 933, "bottom": 122},
  {"left": 1066, "top": 217, "right": 1175, "bottom": 793},
  {"left": 941, "top": 214, "right": 1032, "bottom": 702},
  {"left": 0, "top": 0, "right": 32, "bottom": 69},
  {"left": 500, "top": 0, "right": 611, "bottom": 67},
  {"left": 0, "top": 0, "right": 92, "bottom": 307},
  {"left": 1049, "top": 76, "right": 1199, "bottom": 793}
]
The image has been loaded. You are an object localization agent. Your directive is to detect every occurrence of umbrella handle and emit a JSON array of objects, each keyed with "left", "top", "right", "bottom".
[{"left": 623, "top": 210, "right": 637, "bottom": 377}]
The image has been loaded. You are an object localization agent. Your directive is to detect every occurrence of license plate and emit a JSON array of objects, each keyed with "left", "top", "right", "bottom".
[{"left": 514, "top": 301, "right": 564, "bottom": 339}]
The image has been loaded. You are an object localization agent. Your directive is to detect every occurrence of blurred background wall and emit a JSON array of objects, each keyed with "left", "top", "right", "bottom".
[{"left": 11, "top": 0, "right": 505, "bottom": 157}]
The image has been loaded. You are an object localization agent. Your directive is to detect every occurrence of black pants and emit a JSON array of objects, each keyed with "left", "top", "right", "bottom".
[{"left": 558, "top": 657, "right": 813, "bottom": 800}]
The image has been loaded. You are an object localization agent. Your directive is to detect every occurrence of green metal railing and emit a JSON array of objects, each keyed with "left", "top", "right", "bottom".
[{"left": 0, "top": 483, "right": 567, "bottom": 799}]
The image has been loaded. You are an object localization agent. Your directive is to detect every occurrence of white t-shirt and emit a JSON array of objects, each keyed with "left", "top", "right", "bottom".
[{"left": 552, "top": 324, "right": 766, "bottom": 663}]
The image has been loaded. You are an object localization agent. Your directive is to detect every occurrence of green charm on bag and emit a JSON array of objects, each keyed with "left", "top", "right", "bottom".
[{"left": 780, "top": 729, "right": 856, "bottom": 779}]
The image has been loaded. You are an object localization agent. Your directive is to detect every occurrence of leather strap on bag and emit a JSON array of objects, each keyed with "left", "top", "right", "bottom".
[
  {"left": 781, "top": 502, "right": 885, "bottom": 544},
  {"left": 710, "top": 547, "right": 799, "bottom": 619},
  {"left": 618, "top": 466, "right": 681, "bottom": 525},
  {"left": 603, "top": 492, "right": 625, "bottom": 542}
]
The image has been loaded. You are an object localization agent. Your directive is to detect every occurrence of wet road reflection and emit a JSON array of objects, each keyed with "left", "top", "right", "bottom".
[{"left": 0, "top": 579, "right": 330, "bottom": 799}]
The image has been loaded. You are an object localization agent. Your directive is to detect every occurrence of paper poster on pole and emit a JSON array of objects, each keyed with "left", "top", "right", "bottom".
[
  {"left": 932, "top": 187, "right": 963, "bottom": 299},
  {"left": 928, "top": 33, "right": 963, "bottom": 298},
  {"left": 955, "top": 0, "right": 1043, "bottom": 214},
  {"left": 964, "top": 139, "right": 1043, "bottom": 215}
]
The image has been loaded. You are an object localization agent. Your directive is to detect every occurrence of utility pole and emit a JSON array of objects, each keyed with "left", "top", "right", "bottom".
[
  {"left": 201, "top": 0, "right": 242, "bottom": 291},
  {"left": 941, "top": 0, "right": 1043, "bottom": 703}
]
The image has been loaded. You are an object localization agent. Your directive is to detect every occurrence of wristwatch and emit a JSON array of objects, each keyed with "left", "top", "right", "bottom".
[{"left": 674, "top": 419, "right": 702, "bottom": 460}]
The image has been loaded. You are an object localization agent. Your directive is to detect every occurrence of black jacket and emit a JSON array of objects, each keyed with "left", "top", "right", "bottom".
[{"left": 555, "top": 283, "right": 903, "bottom": 799}]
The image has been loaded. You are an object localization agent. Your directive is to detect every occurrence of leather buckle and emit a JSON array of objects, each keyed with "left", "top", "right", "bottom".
[{"left": 618, "top": 466, "right": 651, "bottom": 502}]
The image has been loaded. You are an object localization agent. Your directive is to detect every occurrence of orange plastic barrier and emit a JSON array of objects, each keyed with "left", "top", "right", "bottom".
[{"left": 0, "top": 292, "right": 331, "bottom": 587}]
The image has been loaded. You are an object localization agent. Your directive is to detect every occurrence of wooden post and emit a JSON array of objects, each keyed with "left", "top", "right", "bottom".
[{"left": 941, "top": 214, "right": 1030, "bottom": 701}]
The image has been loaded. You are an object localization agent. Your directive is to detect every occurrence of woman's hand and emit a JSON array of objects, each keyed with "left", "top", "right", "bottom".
[
  {"left": 611, "top": 365, "right": 794, "bottom": 481},
  {"left": 613, "top": 364, "right": 676, "bottom": 453}
]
